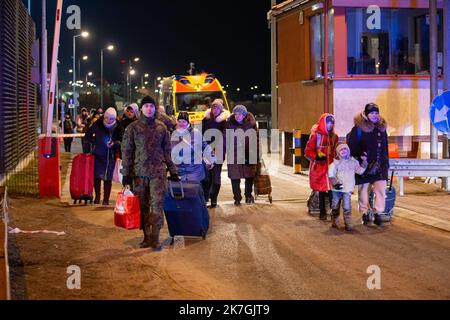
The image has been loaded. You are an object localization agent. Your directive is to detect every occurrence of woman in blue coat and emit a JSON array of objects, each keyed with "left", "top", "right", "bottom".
[{"left": 84, "top": 107, "right": 123, "bottom": 205}]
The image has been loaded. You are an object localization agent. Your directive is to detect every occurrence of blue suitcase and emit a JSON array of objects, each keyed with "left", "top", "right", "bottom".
[
  {"left": 369, "top": 171, "right": 396, "bottom": 221},
  {"left": 164, "top": 181, "right": 209, "bottom": 240}
]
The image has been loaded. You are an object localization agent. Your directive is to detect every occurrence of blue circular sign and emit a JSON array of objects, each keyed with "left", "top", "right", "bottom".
[{"left": 430, "top": 90, "right": 450, "bottom": 134}]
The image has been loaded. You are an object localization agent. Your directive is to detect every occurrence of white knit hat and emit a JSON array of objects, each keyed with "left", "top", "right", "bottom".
[{"left": 104, "top": 107, "right": 117, "bottom": 119}]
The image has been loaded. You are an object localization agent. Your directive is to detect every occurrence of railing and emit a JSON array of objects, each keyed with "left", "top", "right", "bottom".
[{"left": 389, "top": 159, "right": 450, "bottom": 196}]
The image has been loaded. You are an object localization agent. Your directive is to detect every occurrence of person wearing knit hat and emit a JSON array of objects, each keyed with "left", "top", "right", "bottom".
[
  {"left": 364, "top": 103, "right": 379, "bottom": 117},
  {"left": 177, "top": 111, "right": 190, "bottom": 125},
  {"left": 225, "top": 104, "right": 258, "bottom": 205},
  {"left": 141, "top": 95, "right": 156, "bottom": 108},
  {"left": 328, "top": 143, "right": 368, "bottom": 231},
  {"left": 121, "top": 95, "right": 180, "bottom": 251},
  {"left": 83, "top": 106, "right": 123, "bottom": 206},
  {"left": 201, "top": 100, "right": 231, "bottom": 208},
  {"left": 347, "top": 102, "right": 389, "bottom": 227},
  {"left": 233, "top": 105, "right": 248, "bottom": 117}
]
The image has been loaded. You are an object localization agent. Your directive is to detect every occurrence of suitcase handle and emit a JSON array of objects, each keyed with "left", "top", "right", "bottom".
[{"left": 169, "top": 180, "right": 185, "bottom": 200}]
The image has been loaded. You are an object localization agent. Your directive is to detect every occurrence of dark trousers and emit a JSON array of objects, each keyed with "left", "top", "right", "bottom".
[
  {"left": 231, "top": 178, "right": 254, "bottom": 202},
  {"left": 94, "top": 178, "right": 112, "bottom": 203},
  {"left": 202, "top": 164, "right": 222, "bottom": 202},
  {"left": 64, "top": 138, "right": 73, "bottom": 152},
  {"left": 319, "top": 191, "right": 332, "bottom": 218}
]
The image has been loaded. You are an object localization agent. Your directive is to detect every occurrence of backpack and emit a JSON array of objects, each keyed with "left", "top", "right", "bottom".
[{"left": 346, "top": 127, "right": 362, "bottom": 144}]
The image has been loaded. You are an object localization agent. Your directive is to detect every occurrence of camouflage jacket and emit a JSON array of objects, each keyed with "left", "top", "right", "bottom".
[{"left": 121, "top": 115, "right": 177, "bottom": 179}]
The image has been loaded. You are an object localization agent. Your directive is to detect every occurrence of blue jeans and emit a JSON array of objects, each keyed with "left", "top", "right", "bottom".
[{"left": 331, "top": 191, "right": 352, "bottom": 217}]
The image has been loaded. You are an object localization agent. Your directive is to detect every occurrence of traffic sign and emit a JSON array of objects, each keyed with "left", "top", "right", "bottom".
[{"left": 430, "top": 90, "right": 450, "bottom": 134}]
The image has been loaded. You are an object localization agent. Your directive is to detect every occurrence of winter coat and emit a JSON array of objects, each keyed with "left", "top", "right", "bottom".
[
  {"left": 202, "top": 108, "right": 230, "bottom": 163},
  {"left": 305, "top": 113, "right": 338, "bottom": 192},
  {"left": 120, "top": 116, "right": 137, "bottom": 131},
  {"left": 76, "top": 114, "right": 89, "bottom": 133},
  {"left": 62, "top": 119, "right": 76, "bottom": 134},
  {"left": 225, "top": 112, "right": 259, "bottom": 180},
  {"left": 347, "top": 112, "right": 389, "bottom": 185},
  {"left": 83, "top": 116, "right": 124, "bottom": 181},
  {"left": 328, "top": 156, "right": 367, "bottom": 193},
  {"left": 157, "top": 113, "right": 177, "bottom": 133},
  {"left": 171, "top": 126, "right": 214, "bottom": 182},
  {"left": 121, "top": 115, "right": 177, "bottom": 180}
]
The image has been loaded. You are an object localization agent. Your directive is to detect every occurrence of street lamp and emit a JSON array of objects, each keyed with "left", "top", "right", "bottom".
[
  {"left": 101, "top": 44, "right": 115, "bottom": 108},
  {"left": 85, "top": 71, "right": 93, "bottom": 85},
  {"left": 72, "top": 31, "right": 89, "bottom": 120},
  {"left": 126, "top": 58, "right": 140, "bottom": 102}
]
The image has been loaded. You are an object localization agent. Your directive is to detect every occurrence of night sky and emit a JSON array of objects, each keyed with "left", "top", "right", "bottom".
[{"left": 27, "top": 0, "right": 272, "bottom": 94}]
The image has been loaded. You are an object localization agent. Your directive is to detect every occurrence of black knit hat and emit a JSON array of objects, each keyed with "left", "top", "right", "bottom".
[
  {"left": 140, "top": 96, "right": 156, "bottom": 108},
  {"left": 364, "top": 103, "right": 379, "bottom": 116},
  {"left": 177, "top": 111, "right": 190, "bottom": 123}
]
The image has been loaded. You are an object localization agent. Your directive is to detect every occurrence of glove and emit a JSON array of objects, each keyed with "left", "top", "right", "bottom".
[
  {"left": 122, "top": 176, "right": 133, "bottom": 187},
  {"left": 333, "top": 183, "right": 343, "bottom": 190},
  {"left": 316, "top": 154, "right": 326, "bottom": 161},
  {"left": 168, "top": 173, "right": 181, "bottom": 182}
]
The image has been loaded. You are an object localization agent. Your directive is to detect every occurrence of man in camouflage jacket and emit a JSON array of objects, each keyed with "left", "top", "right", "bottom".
[{"left": 122, "top": 96, "right": 180, "bottom": 250}]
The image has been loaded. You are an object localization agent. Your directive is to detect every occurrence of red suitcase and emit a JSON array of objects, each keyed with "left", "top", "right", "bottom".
[{"left": 70, "top": 154, "right": 94, "bottom": 204}]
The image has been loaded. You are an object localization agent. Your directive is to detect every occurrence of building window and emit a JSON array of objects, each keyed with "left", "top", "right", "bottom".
[
  {"left": 310, "top": 10, "right": 334, "bottom": 79},
  {"left": 346, "top": 8, "right": 443, "bottom": 75},
  {"left": 310, "top": 13, "right": 324, "bottom": 79}
]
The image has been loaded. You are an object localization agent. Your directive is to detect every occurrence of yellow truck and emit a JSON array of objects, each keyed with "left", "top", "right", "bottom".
[{"left": 159, "top": 73, "right": 230, "bottom": 124}]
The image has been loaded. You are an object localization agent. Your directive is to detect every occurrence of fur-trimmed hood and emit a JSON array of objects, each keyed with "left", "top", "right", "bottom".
[
  {"left": 354, "top": 112, "right": 387, "bottom": 133},
  {"left": 204, "top": 108, "right": 230, "bottom": 123}
]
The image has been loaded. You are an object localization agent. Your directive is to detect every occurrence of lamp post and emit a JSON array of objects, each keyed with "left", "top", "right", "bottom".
[
  {"left": 100, "top": 45, "right": 114, "bottom": 108},
  {"left": 129, "top": 68, "right": 136, "bottom": 102},
  {"left": 126, "top": 57, "right": 140, "bottom": 103},
  {"left": 72, "top": 31, "right": 89, "bottom": 121},
  {"left": 85, "top": 71, "right": 93, "bottom": 85}
]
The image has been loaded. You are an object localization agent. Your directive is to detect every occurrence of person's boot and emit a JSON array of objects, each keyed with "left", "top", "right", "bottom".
[
  {"left": 102, "top": 180, "right": 112, "bottom": 206},
  {"left": 344, "top": 213, "right": 354, "bottom": 232},
  {"left": 150, "top": 226, "right": 162, "bottom": 251},
  {"left": 374, "top": 213, "right": 384, "bottom": 227},
  {"left": 331, "top": 214, "right": 340, "bottom": 229},
  {"left": 210, "top": 184, "right": 221, "bottom": 208},
  {"left": 140, "top": 227, "right": 152, "bottom": 248},
  {"left": 362, "top": 212, "right": 375, "bottom": 227},
  {"left": 245, "top": 195, "right": 255, "bottom": 204},
  {"left": 93, "top": 179, "right": 101, "bottom": 204}
]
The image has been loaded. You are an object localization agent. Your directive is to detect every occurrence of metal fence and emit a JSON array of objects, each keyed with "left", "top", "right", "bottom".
[{"left": 0, "top": 0, "right": 39, "bottom": 196}]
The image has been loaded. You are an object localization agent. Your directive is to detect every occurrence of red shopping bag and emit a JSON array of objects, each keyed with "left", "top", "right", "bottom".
[{"left": 114, "top": 192, "right": 140, "bottom": 230}]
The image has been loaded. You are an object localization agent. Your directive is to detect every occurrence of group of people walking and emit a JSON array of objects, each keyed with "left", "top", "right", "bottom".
[
  {"left": 81, "top": 96, "right": 260, "bottom": 250},
  {"left": 305, "top": 103, "right": 390, "bottom": 231},
  {"left": 74, "top": 96, "right": 390, "bottom": 249}
]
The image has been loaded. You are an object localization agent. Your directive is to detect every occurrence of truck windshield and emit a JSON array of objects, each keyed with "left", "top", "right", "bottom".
[{"left": 176, "top": 91, "right": 225, "bottom": 112}]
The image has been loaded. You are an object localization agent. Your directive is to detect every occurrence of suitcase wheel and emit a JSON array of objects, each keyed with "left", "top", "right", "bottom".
[
  {"left": 170, "top": 237, "right": 175, "bottom": 246},
  {"left": 84, "top": 199, "right": 88, "bottom": 205},
  {"left": 201, "top": 230, "right": 206, "bottom": 240},
  {"left": 269, "top": 195, "right": 273, "bottom": 204},
  {"left": 73, "top": 200, "right": 76, "bottom": 205}
]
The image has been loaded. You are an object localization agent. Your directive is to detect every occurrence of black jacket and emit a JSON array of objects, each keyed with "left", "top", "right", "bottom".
[{"left": 347, "top": 113, "right": 389, "bottom": 185}]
